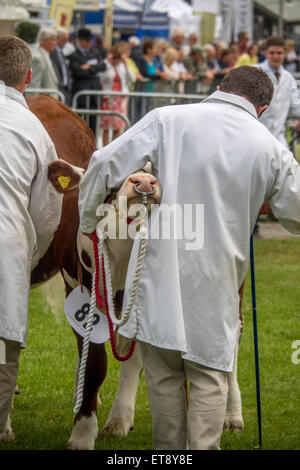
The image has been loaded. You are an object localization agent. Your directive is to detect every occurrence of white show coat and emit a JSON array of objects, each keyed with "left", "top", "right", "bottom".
[
  {"left": 79, "top": 91, "right": 300, "bottom": 372},
  {"left": 0, "top": 84, "right": 63, "bottom": 346},
  {"left": 254, "top": 60, "right": 300, "bottom": 147}
]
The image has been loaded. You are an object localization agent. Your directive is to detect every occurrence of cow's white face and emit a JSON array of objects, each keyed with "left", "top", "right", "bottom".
[{"left": 106, "top": 168, "right": 161, "bottom": 212}]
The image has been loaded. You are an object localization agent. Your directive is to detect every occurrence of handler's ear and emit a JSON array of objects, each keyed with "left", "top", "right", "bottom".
[
  {"left": 256, "top": 104, "right": 268, "bottom": 118},
  {"left": 25, "top": 68, "right": 32, "bottom": 85}
]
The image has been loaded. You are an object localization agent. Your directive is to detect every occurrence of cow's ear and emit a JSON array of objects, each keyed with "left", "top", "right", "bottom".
[{"left": 48, "top": 160, "right": 85, "bottom": 193}]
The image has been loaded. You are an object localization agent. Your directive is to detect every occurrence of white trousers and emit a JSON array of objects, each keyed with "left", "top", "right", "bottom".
[
  {"left": 139, "top": 342, "right": 228, "bottom": 450},
  {"left": 0, "top": 338, "right": 21, "bottom": 434}
]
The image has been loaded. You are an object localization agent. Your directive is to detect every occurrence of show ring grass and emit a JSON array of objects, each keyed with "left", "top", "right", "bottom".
[{"left": 1, "top": 237, "right": 300, "bottom": 450}]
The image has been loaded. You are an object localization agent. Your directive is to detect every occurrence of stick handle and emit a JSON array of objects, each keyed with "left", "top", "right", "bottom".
[{"left": 250, "top": 234, "right": 262, "bottom": 448}]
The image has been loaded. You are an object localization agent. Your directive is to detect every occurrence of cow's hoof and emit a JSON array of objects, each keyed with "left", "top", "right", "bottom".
[
  {"left": 101, "top": 418, "right": 132, "bottom": 438},
  {"left": 0, "top": 416, "right": 15, "bottom": 442},
  {"left": 66, "top": 440, "right": 94, "bottom": 450},
  {"left": 67, "top": 413, "right": 98, "bottom": 450},
  {"left": 0, "top": 427, "right": 15, "bottom": 443},
  {"left": 224, "top": 414, "right": 244, "bottom": 432}
]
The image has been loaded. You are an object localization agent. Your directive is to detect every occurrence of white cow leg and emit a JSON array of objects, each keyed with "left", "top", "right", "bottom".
[
  {"left": 67, "top": 412, "right": 98, "bottom": 450},
  {"left": 0, "top": 415, "right": 15, "bottom": 442},
  {"left": 101, "top": 337, "right": 143, "bottom": 437},
  {"left": 224, "top": 321, "right": 244, "bottom": 432}
]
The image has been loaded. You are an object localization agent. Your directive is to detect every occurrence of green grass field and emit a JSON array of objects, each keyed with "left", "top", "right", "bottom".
[{"left": 1, "top": 238, "right": 300, "bottom": 451}]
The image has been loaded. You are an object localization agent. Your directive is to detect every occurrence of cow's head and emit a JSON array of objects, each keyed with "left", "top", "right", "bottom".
[
  {"left": 48, "top": 159, "right": 161, "bottom": 212},
  {"left": 48, "top": 159, "right": 161, "bottom": 295}
]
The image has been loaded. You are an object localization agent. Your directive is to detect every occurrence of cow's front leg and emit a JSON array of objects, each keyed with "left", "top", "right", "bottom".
[
  {"left": 67, "top": 333, "right": 107, "bottom": 450},
  {"left": 101, "top": 336, "right": 143, "bottom": 437},
  {"left": 224, "top": 319, "right": 244, "bottom": 432}
]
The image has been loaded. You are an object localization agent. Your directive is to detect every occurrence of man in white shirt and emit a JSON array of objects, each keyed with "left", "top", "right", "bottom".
[
  {"left": 78, "top": 65, "right": 300, "bottom": 450},
  {"left": 0, "top": 36, "right": 63, "bottom": 441},
  {"left": 255, "top": 36, "right": 300, "bottom": 148}
]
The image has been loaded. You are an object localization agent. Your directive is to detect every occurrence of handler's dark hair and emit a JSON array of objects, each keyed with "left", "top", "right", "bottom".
[
  {"left": 264, "top": 36, "right": 285, "bottom": 50},
  {"left": 0, "top": 36, "right": 32, "bottom": 87},
  {"left": 219, "top": 66, "right": 274, "bottom": 107}
]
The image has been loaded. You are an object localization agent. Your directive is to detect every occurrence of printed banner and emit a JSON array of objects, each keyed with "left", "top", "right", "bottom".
[
  {"left": 75, "top": 0, "right": 100, "bottom": 10},
  {"left": 219, "top": 0, "right": 234, "bottom": 45},
  {"left": 192, "top": 0, "right": 219, "bottom": 15},
  {"left": 200, "top": 12, "right": 216, "bottom": 46},
  {"left": 234, "top": 0, "right": 253, "bottom": 42},
  {"left": 49, "top": 0, "right": 76, "bottom": 29},
  {"left": 104, "top": 0, "right": 113, "bottom": 48},
  {"left": 113, "top": 8, "right": 169, "bottom": 30}
]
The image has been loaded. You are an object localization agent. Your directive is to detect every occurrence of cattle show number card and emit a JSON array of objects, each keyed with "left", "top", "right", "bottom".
[{"left": 64, "top": 286, "right": 114, "bottom": 343}]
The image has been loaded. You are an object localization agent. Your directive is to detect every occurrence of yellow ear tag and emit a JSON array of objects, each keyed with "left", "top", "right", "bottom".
[{"left": 58, "top": 176, "right": 71, "bottom": 190}]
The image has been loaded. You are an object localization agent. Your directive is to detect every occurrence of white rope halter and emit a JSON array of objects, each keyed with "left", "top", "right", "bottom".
[{"left": 73, "top": 197, "right": 150, "bottom": 414}]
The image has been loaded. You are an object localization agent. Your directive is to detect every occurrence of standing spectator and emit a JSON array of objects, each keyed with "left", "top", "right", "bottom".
[
  {"left": 229, "top": 43, "right": 240, "bottom": 66},
  {"left": 203, "top": 43, "right": 219, "bottom": 70},
  {"left": 257, "top": 40, "right": 266, "bottom": 63},
  {"left": 208, "top": 48, "right": 234, "bottom": 92},
  {"left": 0, "top": 36, "right": 62, "bottom": 442},
  {"left": 50, "top": 27, "right": 72, "bottom": 105},
  {"left": 255, "top": 36, "right": 300, "bottom": 148},
  {"left": 284, "top": 39, "right": 299, "bottom": 75},
  {"left": 183, "top": 32, "right": 199, "bottom": 56},
  {"left": 156, "top": 38, "right": 169, "bottom": 57},
  {"left": 214, "top": 41, "right": 228, "bottom": 62},
  {"left": 129, "top": 36, "right": 143, "bottom": 64},
  {"left": 234, "top": 43, "right": 259, "bottom": 68},
  {"left": 173, "top": 48, "right": 193, "bottom": 93},
  {"left": 95, "top": 34, "right": 108, "bottom": 61},
  {"left": 170, "top": 28, "right": 185, "bottom": 51},
  {"left": 123, "top": 41, "right": 143, "bottom": 84},
  {"left": 237, "top": 31, "right": 250, "bottom": 55},
  {"left": 137, "top": 40, "right": 168, "bottom": 93},
  {"left": 153, "top": 47, "right": 180, "bottom": 106},
  {"left": 112, "top": 29, "right": 121, "bottom": 46},
  {"left": 29, "top": 28, "right": 59, "bottom": 94},
  {"left": 69, "top": 28, "right": 106, "bottom": 136},
  {"left": 183, "top": 45, "right": 215, "bottom": 94},
  {"left": 62, "top": 33, "right": 76, "bottom": 57},
  {"left": 100, "top": 42, "right": 136, "bottom": 146}
]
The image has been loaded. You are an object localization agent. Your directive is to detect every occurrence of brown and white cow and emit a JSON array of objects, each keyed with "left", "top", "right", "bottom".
[{"left": 17, "top": 95, "right": 243, "bottom": 449}]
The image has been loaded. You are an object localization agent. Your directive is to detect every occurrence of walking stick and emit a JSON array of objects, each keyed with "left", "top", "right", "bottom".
[{"left": 250, "top": 234, "right": 262, "bottom": 448}]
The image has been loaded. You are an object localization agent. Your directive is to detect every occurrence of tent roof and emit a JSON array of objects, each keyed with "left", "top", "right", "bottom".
[
  {"left": 255, "top": 0, "right": 300, "bottom": 22},
  {"left": 0, "top": 1, "right": 47, "bottom": 20}
]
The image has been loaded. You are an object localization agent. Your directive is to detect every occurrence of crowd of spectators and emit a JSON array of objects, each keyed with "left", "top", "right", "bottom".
[{"left": 24, "top": 25, "right": 300, "bottom": 136}]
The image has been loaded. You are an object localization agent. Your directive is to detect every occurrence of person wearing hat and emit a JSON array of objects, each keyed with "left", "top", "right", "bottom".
[
  {"left": 183, "top": 45, "right": 215, "bottom": 94},
  {"left": 69, "top": 28, "right": 106, "bottom": 135}
]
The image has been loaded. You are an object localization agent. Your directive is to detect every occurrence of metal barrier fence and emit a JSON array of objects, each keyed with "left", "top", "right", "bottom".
[
  {"left": 24, "top": 86, "right": 300, "bottom": 153},
  {"left": 71, "top": 89, "right": 206, "bottom": 146},
  {"left": 25, "top": 88, "right": 66, "bottom": 104},
  {"left": 74, "top": 108, "right": 131, "bottom": 146},
  {"left": 72, "top": 89, "right": 206, "bottom": 122}
]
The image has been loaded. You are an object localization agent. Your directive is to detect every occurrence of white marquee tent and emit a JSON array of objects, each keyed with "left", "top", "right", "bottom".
[
  {"left": 255, "top": 0, "right": 300, "bottom": 22},
  {"left": 0, "top": 1, "right": 47, "bottom": 21}
]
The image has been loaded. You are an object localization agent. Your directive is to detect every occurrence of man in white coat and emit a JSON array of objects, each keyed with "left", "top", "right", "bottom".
[
  {"left": 254, "top": 36, "right": 300, "bottom": 148},
  {"left": 78, "top": 66, "right": 300, "bottom": 450},
  {"left": 0, "top": 36, "right": 63, "bottom": 441}
]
